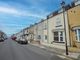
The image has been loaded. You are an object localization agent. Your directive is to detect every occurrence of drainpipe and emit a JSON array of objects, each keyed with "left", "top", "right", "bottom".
[{"left": 47, "top": 17, "right": 49, "bottom": 44}]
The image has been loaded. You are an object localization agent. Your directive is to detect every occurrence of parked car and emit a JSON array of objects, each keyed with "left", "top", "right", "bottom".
[
  {"left": 11, "top": 36, "right": 17, "bottom": 41},
  {"left": 17, "top": 37, "right": 28, "bottom": 44},
  {"left": 5, "top": 38, "right": 8, "bottom": 40},
  {"left": 0, "top": 37, "right": 4, "bottom": 42}
]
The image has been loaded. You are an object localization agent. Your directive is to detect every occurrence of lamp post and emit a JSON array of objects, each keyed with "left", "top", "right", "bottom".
[{"left": 61, "top": 0, "right": 69, "bottom": 55}]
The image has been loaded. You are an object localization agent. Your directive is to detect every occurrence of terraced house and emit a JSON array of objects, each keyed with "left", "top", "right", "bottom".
[
  {"left": 15, "top": 0, "right": 80, "bottom": 49},
  {"left": 67, "top": 0, "right": 80, "bottom": 48},
  {"left": 25, "top": 25, "right": 34, "bottom": 42},
  {"left": 46, "top": 9, "right": 70, "bottom": 49}
]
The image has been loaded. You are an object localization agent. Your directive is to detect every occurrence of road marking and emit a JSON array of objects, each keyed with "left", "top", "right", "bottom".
[
  {"left": 39, "top": 46, "right": 45, "bottom": 48},
  {"left": 57, "top": 55, "right": 66, "bottom": 59}
]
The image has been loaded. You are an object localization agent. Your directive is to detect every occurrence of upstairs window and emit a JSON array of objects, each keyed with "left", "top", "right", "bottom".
[
  {"left": 45, "top": 35, "right": 47, "bottom": 40},
  {"left": 38, "top": 35, "right": 41, "bottom": 39},
  {"left": 44, "top": 23, "right": 47, "bottom": 30}
]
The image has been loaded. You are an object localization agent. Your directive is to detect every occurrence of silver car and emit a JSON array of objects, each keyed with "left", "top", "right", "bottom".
[{"left": 17, "top": 37, "right": 28, "bottom": 44}]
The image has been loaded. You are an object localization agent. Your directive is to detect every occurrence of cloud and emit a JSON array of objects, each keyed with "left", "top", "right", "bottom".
[
  {"left": 0, "top": 23, "right": 26, "bottom": 27},
  {"left": 0, "top": 0, "right": 72, "bottom": 36},
  {"left": 0, "top": 23, "right": 25, "bottom": 36},
  {"left": 0, "top": 6, "right": 49, "bottom": 18},
  {"left": 0, "top": 6, "right": 19, "bottom": 15}
]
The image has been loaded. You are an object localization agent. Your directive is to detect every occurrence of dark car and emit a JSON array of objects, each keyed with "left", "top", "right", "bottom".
[{"left": 0, "top": 37, "right": 4, "bottom": 42}]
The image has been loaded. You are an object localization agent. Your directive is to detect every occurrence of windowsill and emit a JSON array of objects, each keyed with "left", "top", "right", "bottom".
[
  {"left": 53, "top": 41, "right": 65, "bottom": 43},
  {"left": 77, "top": 41, "right": 80, "bottom": 43}
]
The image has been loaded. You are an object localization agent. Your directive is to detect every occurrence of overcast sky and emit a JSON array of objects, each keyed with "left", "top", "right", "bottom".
[{"left": 0, "top": 0, "right": 73, "bottom": 36}]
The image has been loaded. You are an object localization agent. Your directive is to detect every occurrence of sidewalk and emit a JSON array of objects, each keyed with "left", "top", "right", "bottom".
[{"left": 30, "top": 43, "right": 80, "bottom": 60}]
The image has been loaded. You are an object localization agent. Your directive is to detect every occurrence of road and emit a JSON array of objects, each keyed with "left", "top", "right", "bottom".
[{"left": 0, "top": 39, "right": 66, "bottom": 60}]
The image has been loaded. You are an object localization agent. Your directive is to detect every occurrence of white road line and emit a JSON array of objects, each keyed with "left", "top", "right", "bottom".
[
  {"left": 57, "top": 55, "right": 66, "bottom": 59},
  {"left": 39, "top": 46, "right": 45, "bottom": 48}
]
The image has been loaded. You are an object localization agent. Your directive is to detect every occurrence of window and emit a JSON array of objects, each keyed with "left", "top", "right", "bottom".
[
  {"left": 60, "top": 32, "right": 63, "bottom": 42},
  {"left": 54, "top": 31, "right": 64, "bottom": 42},
  {"left": 79, "top": 29, "right": 80, "bottom": 40},
  {"left": 45, "top": 35, "right": 47, "bottom": 40},
  {"left": 75, "top": 29, "right": 80, "bottom": 42},
  {"left": 75, "top": 30, "right": 78, "bottom": 40},
  {"left": 38, "top": 35, "right": 41, "bottom": 39},
  {"left": 54, "top": 32, "right": 59, "bottom": 42},
  {"left": 44, "top": 23, "right": 47, "bottom": 30}
]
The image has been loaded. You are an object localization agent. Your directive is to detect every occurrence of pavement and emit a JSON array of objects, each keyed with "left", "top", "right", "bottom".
[
  {"left": 0, "top": 38, "right": 69, "bottom": 60},
  {"left": 30, "top": 43, "right": 80, "bottom": 60}
]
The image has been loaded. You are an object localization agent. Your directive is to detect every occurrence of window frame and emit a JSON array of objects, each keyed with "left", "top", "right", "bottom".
[
  {"left": 75, "top": 29, "right": 80, "bottom": 42},
  {"left": 53, "top": 31, "right": 64, "bottom": 42},
  {"left": 38, "top": 35, "right": 41, "bottom": 39},
  {"left": 45, "top": 35, "right": 47, "bottom": 40}
]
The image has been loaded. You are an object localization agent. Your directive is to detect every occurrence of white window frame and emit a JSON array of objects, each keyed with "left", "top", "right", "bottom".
[
  {"left": 75, "top": 29, "right": 80, "bottom": 42},
  {"left": 59, "top": 31, "right": 65, "bottom": 42},
  {"left": 54, "top": 31, "right": 65, "bottom": 42}
]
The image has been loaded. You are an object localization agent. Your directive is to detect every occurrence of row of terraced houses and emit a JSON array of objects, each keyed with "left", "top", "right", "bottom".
[{"left": 14, "top": 0, "right": 80, "bottom": 49}]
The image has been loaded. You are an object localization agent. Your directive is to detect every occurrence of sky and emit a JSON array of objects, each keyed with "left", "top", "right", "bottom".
[{"left": 0, "top": 0, "right": 73, "bottom": 36}]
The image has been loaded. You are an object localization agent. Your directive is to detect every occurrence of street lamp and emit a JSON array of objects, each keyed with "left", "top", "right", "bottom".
[{"left": 61, "top": 0, "right": 69, "bottom": 55}]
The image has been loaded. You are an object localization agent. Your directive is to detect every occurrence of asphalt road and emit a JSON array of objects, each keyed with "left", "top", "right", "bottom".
[{"left": 0, "top": 39, "right": 66, "bottom": 60}]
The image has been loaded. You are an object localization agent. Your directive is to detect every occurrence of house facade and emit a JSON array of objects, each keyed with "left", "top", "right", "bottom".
[
  {"left": 68, "top": 4, "right": 80, "bottom": 48},
  {"left": 15, "top": 0, "right": 80, "bottom": 49},
  {"left": 42, "top": 9, "right": 70, "bottom": 49},
  {"left": 42, "top": 19, "right": 48, "bottom": 43},
  {"left": 40, "top": 0, "right": 80, "bottom": 49},
  {"left": 33, "top": 23, "right": 38, "bottom": 41},
  {"left": 15, "top": 31, "right": 23, "bottom": 41}
]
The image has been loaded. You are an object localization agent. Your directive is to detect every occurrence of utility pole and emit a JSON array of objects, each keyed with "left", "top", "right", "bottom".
[{"left": 60, "top": 0, "right": 69, "bottom": 55}]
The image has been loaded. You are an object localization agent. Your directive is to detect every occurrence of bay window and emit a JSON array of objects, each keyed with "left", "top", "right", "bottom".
[
  {"left": 54, "top": 31, "right": 64, "bottom": 42},
  {"left": 75, "top": 29, "right": 80, "bottom": 42}
]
